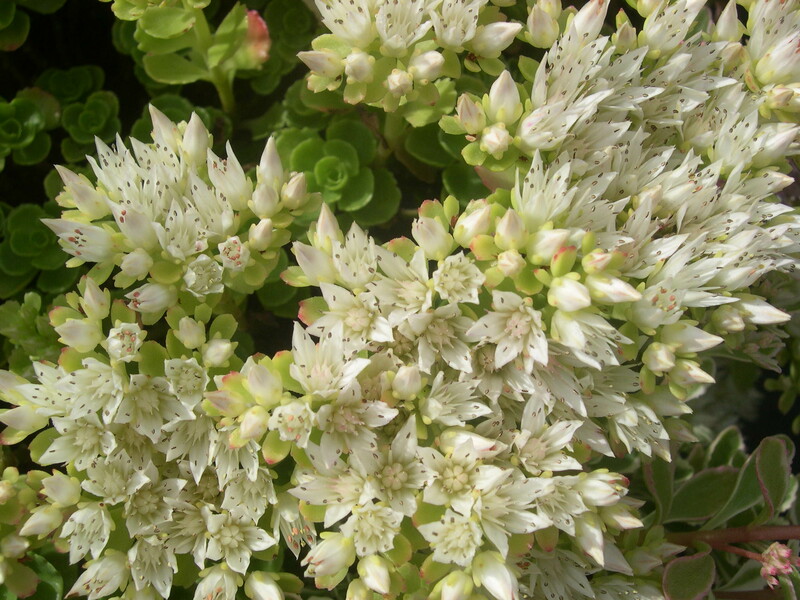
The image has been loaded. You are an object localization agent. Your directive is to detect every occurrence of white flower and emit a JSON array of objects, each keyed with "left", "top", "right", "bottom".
[
  {"left": 376, "top": 0, "right": 431, "bottom": 56},
  {"left": 316, "top": 0, "right": 377, "bottom": 48},
  {"left": 124, "top": 468, "right": 185, "bottom": 536},
  {"left": 40, "top": 414, "right": 116, "bottom": 471},
  {"left": 193, "top": 566, "right": 241, "bottom": 600},
  {"left": 184, "top": 255, "right": 224, "bottom": 297},
  {"left": 550, "top": 310, "right": 632, "bottom": 370},
  {"left": 418, "top": 508, "right": 483, "bottom": 567},
  {"left": 467, "top": 290, "right": 548, "bottom": 371},
  {"left": 42, "top": 219, "right": 116, "bottom": 264},
  {"left": 268, "top": 401, "right": 315, "bottom": 447},
  {"left": 106, "top": 322, "right": 145, "bottom": 363},
  {"left": 370, "top": 247, "right": 432, "bottom": 326},
  {"left": 548, "top": 277, "right": 592, "bottom": 313},
  {"left": 418, "top": 442, "right": 484, "bottom": 515},
  {"left": 433, "top": 253, "right": 485, "bottom": 304},
  {"left": 61, "top": 503, "right": 113, "bottom": 564},
  {"left": 81, "top": 451, "right": 150, "bottom": 504},
  {"left": 515, "top": 400, "right": 582, "bottom": 475},
  {"left": 429, "top": 0, "right": 488, "bottom": 49},
  {"left": 403, "top": 304, "right": 474, "bottom": 373},
  {"left": 205, "top": 508, "right": 275, "bottom": 574},
  {"left": 115, "top": 375, "right": 192, "bottom": 442},
  {"left": 128, "top": 538, "right": 177, "bottom": 598},
  {"left": 67, "top": 551, "right": 129, "bottom": 600},
  {"left": 162, "top": 413, "right": 218, "bottom": 483},
  {"left": 290, "top": 324, "right": 370, "bottom": 398},
  {"left": 472, "top": 551, "right": 520, "bottom": 600},
  {"left": 165, "top": 357, "right": 208, "bottom": 409},
  {"left": 126, "top": 283, "right": 176, "bottom": 313},
  {"left": 218, "top": 236, "right": 250, "bottom": 271},
  {"left": 222, "top": 467, "right": 276, "bottom": 521},
  {"left": 307, "top": 284, "right": 393, "bottom": 350},
  {"left": 301, "top": 532, "right": 356, "bottom": 578},
  {"left": 419, "top": 372, "right": 490, "bottom": 427},
  {"left": 340, "top": 502, "right": 404, "bottom": 556}
]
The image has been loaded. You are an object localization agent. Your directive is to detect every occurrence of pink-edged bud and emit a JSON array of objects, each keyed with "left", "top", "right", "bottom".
[
  {"left": 755, "top": 38, "right": 800, "bottom": 86},
  {"left": 344, "top": 50, "right": 375, "bottom": 83},
  {"left": 409, "top": 50, "right": 445, "bottom": 82},
  {"left": 245, "top": 362, "right": 283, "bottom": 404},
  {"left": 456, "top": 94, "right": 486, "bottom": 134},
  {"left": 245, "top": 10, "right": 271, "bottom": 66},
  {"left": 412, "top": 217, "right": 454, "bottom": 261},
  {"left": 712, "top": 0, "right": 742, "bottom": 42},
  {"left": 182, "top": 113, "right": 210, "bottom": 165},
  {"left": 548, "top": 277, "right": 592, "bottom": 312},
  {"left": 586, "top": 274, "right": 642, "bottom": 304},
  {"left": 292, "top": 242, "right": 337, "bottom": 285},
  {"left": 471, "top": 22, "right": 523, "bottom": 58},
  {"left": 203, "top": 339, "right": 236, "bottom": 367},
  {"left": 392, "top": 365, "right": 423, "bottom": 400},
  {"left": 660, "top": 322, "right": 723, "bottom": 353},
  {"left": 357, "top": 556, "right": 392, "bottom": 595},
  {"left": 346, "top": 579, "right": 370, "bottom": 600},
  {"left": 281, "top": 172, "right": 309, "bottom": 209},
  {"left": 642, "top": 342, "right": 676, "bottom": 374},
  {"left": 106, "top": 322, "right": 145, "bottom": 362},
  {"left": 480, "top": 123, "right": 513, "bottom": 158},
  {"left": 497, "top": 249, "right": 526, "bottom": 277},
  {"left": 245, "top": 572, "right": 284, "bottom": 600},
  {"left": 453, "top": 202, "right": 492, "bottom": 247},
  {"left": 42, "top": 471, "right": 82, "bottom": 507},
  {"left": 81, "top": 277, "right": 110, "bottom": 320},
  {"left": 472, "top": 551, "right": 519, "bottom": 600},
  {"left": 760, "top": 543, "right": 800, "bottom": 589},
  {"left": 19, "top": 505, "right": 63, "bottom": 538},
  {"left": 248, "top": 219, "right": 274, "bottom": 252},
  {"left": 218, "top": 236, "right": 251, "bottom": 271},
  {"left": 301, "top": 533, "right": 356, "bottom": 578},
  {"left": 119, "top": 248, "right": 153, "bottom": 279},
  {"left": 176, "top": 317, "right": 206, "bottom": 350},
  {"left": 55, "top": 319, "right": 103, "bottom": 353},
  {"left": 386, "top": 68, "right": 414, "bottom": 97},
  {"left": 527, "top": 6, "right": 560, "bottom": 48},
  {"left": 205, "top": 389, "right": 248, "bottom": 418},
  {"left": 711, "top": 304, "right": 745, "bottom": 333},
  {"left": 1, "top": 533, "right": 29, "bottom": 558},
  {"left": 528, "top": 229, "right": 571, "bottom": 263},
  {"left": 437, "top": 570, "right": 474, "bottom": 600},
  {"left": 737, "top": 298, "right": 791, "bottom": 325},
  {"left": 109, "top": 204, "right": 158, "bottom": 251},
  {"left": 486, "top": 71, "right": 522, "bottom": 124},
  {"left": 570, "top": 0, "right": 608, "bottom": 41},
  {"left": 126, "top": 283, "right": 176, "bottom": 314},
  {"left": 494, "top": 209, "right": 526, "bottom": 250},
  {"left": 298, "top": 50, "right": 344, "bottom": 78},
  {"left": 670, "top": 359, "right": 715, "bottom": 386},
  {"left": 55, "top": 166, "right": 109, "bottom": 219},
  {"left": 239, "top": 406, "right": 270, "bottom": 441}
]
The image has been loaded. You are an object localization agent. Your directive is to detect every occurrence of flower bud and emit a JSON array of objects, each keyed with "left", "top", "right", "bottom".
[
  {"left": 765, "top": 85, "right": 800, "bottom": 113},
  {"left": 346, "top": 580, "right": 370, "bottom": 600},
  {"left": 711, "top": 304, "right": 745, "bottom": 333},
  {"left": 548, "top": 277, "right": 592, "bottom": 312},
  {"left": 42, "top": 471, "right": 82, "bottom": 506},
  {"left": 239, "top": 406, "right": 270, "bottom": 441},
  {"left": 298, "top": 50, "right": 344, "bottom": 78},
  {"left": 176, "top": 317, "right": 206, "bottom": 349},
  {"left": 258, "top": 136, "right": 283, "bottom": 187},
  {"left": 613, "top": 20, "right": 637, "bottom": 52},
  {"left": 182, "top": 113, "right": 211, "bottom": 166},
  {"left": 203, "top": 339, "right": 236, "bottom": 367},
  {"left": 480, "top": 124, "right": 513, "bottom": 158},
  {"left": 497, "top": 249, "right": 526, "bottom": 277},
  {"left": 453, "top": 202, "right": 492, "bottom": 247},
  {"left": 472, "top": 551, "right": 518, "bottom": 600},
  {"left": 456, "top": 95, "right": 486, "bottom": 134},
  {"left": 471, "top": 22, "right": 523, "bottom": 58},
  {"left": 120, "top": 248, "right": 153, "bottom": 279},
  {"left": 393, "top": 365, "right": 423, "bottom": 400},
  {"left": 314, "top": 203, "right": 343, "bottom": 251},
  {"left": 642, "top": 342, "right": 676, "bottom": 374},
  {"left": 249, "top": 219, "right": 274, "bottom": 252},
  {"left": 386, "top": 69, "right": 414, "bottom": 96},
  {"left": 344, "top": 50, "right": 375, "bottom": 83},
  {"left": 55, "top": 319, "right": 103, "bottom": 353},
  {"left": 539, "top": 0, "right": 562, "bottom": 19},
  {"left": 527, "top": 6, "right": 560, "bottom": 48},
  {"left": 19, "top": 505, "right": 63, "bottom": 538},
  {"left": 486, "top": 71, "right": 522, "bottom": 124},
  {"left": 301, "top": 533, "right": 356, "bottom": 578},
  {"left": 409, "top": 50, "right": 445, "bottom": 82},
  {"left": 571, "top": 0, "right": 608, "bottom": 41},
  {"left": 712, "top": 0, "right": 742, "bottom": 42},
  {"left": 0, "top": 405, "right": 47, "bottom": 433},
  {"left": 660, "top": 322, "right": 723, "bottom": 353},
  {"left": 437, "top": 570, "right": 474, "bottom": 600},
  {"left": 1, "top": 533, "right": 29, "bottom": 558},
  {"left": 670, "top": 359, "right": 715, "bottom": 386},
  {"left": 252, "top": 184, "right": 281, "bottom": 219},
  {"left": 737, "top": 298, "right": 791, "bottom": 325},
  {"left": 245, "top": 10, "right": 271, "bottom": 66},
  {"left": 528, "top": 229, "right": 571, "bottom": 263},
  {"left": 81, "top": 277, "right": 110, "bottom": 321},
  {"left": 412, "top": 217, "right": 454, "bottom": 261},
  {"left": 357, "top": 556, "right": 392, "bottom": 595},
  {"left": 126, "top": 283, "right": 176, "bottom": 313},
  {"left": 585, "top": 274, "right": 642, "bottom": 304},
  {"left": 575, "top": 512, "right": 604, "bottom": 566},
  {"left": 244, "top": 571, "right": 284, "bottom": 600},
  {"left": 281, "top": 172, "right": 308, "bottom": 209},
  {"left": 292, "top": 242, "right": 337, "bottom": 285},
  {"left": 494, "top": 209, "right": 526, "bottom": 250},
  {"left": 55, "top": 166, "right": 109, "bottom": 219}
]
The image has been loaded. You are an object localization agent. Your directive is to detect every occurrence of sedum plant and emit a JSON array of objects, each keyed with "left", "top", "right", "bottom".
[{"left": 0, "top": 1, "right": 800, "bottom": 600}]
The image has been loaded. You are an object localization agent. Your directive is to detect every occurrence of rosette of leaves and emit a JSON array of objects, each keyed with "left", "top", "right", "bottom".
[
  {"left": 129, "top": 93, "right": 232, "bottom": 147},
  {"left": 0, "top": 89, "right": 60, "bottom": 171},
  {"left": 35, "top": 65, "right": 104, "bottom": 104},
  {"left": 0, "top": 292, "right": 60, "bottom": 377},
  {"left": 250, "top": 0, "right": 317, "bottom": 96},
  {"left": 276, "top": 115, "right": 402, "bottom": 227},
  {"left": 0, "top": 202, "right": 78, "bottom": 299},
  {"left": 100, "top": 0, "right": 210, "bottom": 21},
  {"left": 0, "top": 0, "right": 66, "bottom": 51},
  {"left": 60, "top": 90, "right": 121, "bottom": 163}
]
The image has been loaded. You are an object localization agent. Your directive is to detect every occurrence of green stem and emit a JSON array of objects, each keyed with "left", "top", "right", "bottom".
[
  {"left": 667, "top": 526, "right": 800, "bottom": 547},
  {"left": 191, "top": 7, "right": 236, "bottom": 114}
]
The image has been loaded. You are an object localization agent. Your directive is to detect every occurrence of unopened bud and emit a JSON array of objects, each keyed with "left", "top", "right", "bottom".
[
  {"left": 486, "top": 71, "right": 522, "bottom": 124},
  {"left": 357, "top": 555, "right": 392, "bottom": 595},
  {"left": 120, "top": 248, "right": 153, "bottom": 279},
  {"left": 494, "top": 209, "right": 527, "bottom": 250},
  {"left": 393, "top": 365, "right": 423, "bottom": 400},
  {"left": 453, "top": 202, "right": 492, "bottom": 247},
  {"left": 298, "top": 50, "right": 344, "bottom": 78},
  {"left": 42, "top": 471, "right": 82, "bottom": 506},
  {"left": 437, "top": 570, "right": 474, "bottom": 600},
  {"left": 245, "top": 572, "right": 283, "bottom": 600},
  {"left": 281, "top": 172, "right": 308, "bottom": 209},
  {"left": 249, "top": 219, "right": 274, "bottom": 252},
  {"left": 497, "top": 249, "right": 526, "bottom": 277},
  {"left": 182, "top": 113, "right": 210, "bottom": 165},
  {"left": 412, "top": 217, "right": 454, "bottom": 261},
  {"left": 527, "top": 6, "right": 560, "bottom": 48},
  {"left": 661, "top": 322, "right": 723, "bottom": 353},
  {"left": 712, "top": 0, "right": 743, "bottom": 42},
  {"left": 1, "top": 533, "right": 29, "bottom": 558},
  {"left": 642, "top": 342, "right": 676, "bottom": 374},
  {"left": 528, "top": 229, "right": 571, "bottom": 263},
  {"left": 81, "top": 277, "right": 110, "bottom": 321},
  {"left": 456, "top": 95, "right": 486, "bottom": 134},
  {"left": 239, "top": 406, "right": 270, "bottom": 441},
  {"left": 472, "top": 551, "right": 519, "bottom": 600},
  {"left": 670, "top": 359, "right": 715, "bottom": 386},
  {"left": 480, "top": 123, "right": 513, "bottom": 158},
  {"left": 471, "top": 22, "right": 523, "bottom": 58},
  {"left": 55, "top": 319, "right": 103, "bottom": 353},
  {"left": 386, "top": 69, "right": 414, "bottom": 96},
  {"left": 19, "top": 506, "right": 63, "bottom": 538},
  {"left": 126, "top": 283, "right": 177, "bottom": 313},
  {"left": 344, "top": 50, "right": 374, "bottom": 83},
  {"left": 409, "top": 50, "right": 445, "bottom": 82},
  {"left": 176, "top": 317, "right": 206, "bottom": 349},
  {"left": 548, "top": 277, "right": 592, "bottom": 312},
  {"left": 203, "top": 339, "right": 236, "bottom": 367},
  {"left": 711, "top": 304, "right": 745, "bottom": 333}
]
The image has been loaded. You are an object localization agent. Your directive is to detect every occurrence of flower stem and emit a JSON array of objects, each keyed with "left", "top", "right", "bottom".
[
  {"left": 667, "top": 526, "right": 800, "bottom": 547},
  {"left": 191, "top": 6, "right": 236, "bottom": 114},
  {"left": 714, "top": 543, "right": 765, "bottom": 562}
]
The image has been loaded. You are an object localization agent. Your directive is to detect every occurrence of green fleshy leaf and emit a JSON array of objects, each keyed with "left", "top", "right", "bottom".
[
  {"left": 16, "top": 88, "right": 61, "bottom": 130},
  {"left": 707, "top": 426, "right": 745, "bottom": 468},
  {"left": 0, "top": 9, "right": 30, "bottom": 51},
  {"left": 289, "top": 137, "right": 325, "bottom": 173},
  {"left": 12, "top": 130, "right": 51, "bottom": 165},
  {"left": 338, "top": 168, "right": 375, "bottom": 212},
  {"left": 16, "top": 0, "right": 67, "bottom": 14},
  {"left": 59, "top": 138, "right": 92, "bottom": 164},
  {"left": 0, "top": 271, "right": 35, "bottom": 300},
  {"left": 314, "top": 156, "right": 351, "bottom": 192},
  {"left": 143, "top": 53, "right": 207, "bottom": 85},
  {"left": 443, "top": 162, "right": 487, "bottom": 202},
  {"left": 666, "top": 467, "right": 739, "bottom": 523},
  {"left": 323, "top": 139, "right": 359, "bottom": 174},
  {"left": 26, "top": 553, "right": 63, "bottom": 600},
  {"left": 477, "top": 57, "right": 506, "bottom": 77},
  {"left": 0, "top": 240, "right": 35, "bottom": 277},
  {"left": 256, "top": 280, "right": 297, "bottom": 308},
  {"left": 755, "top": 436, "right": 793, "bottom": 519},
  {"left": 207, "top": 3, "right": 247, "bottom": 68},
  {"left": 139, "top": 6, "right": 196, "bottom": 39},
  {"left": 461, "top": 141, "right": 487, "bottom": 166},
  {"left": 662, "top": 550, "right": 715, "bottom": 600},
  {"left": 702, "top": 442, "right": 764, "bottom": 530},
  {"left": 644, "top": 457, "right": 674, "bottom": 525},
  {"left": 326, "top": 117, "right": 377, "bottom": 165},
  {"left": 405, "top": 124, "right": 451, "bottom": 169},
  {"left": 134, "top": 28, "right": 195, "bottom": 54},
  {"left": 0, "top": 2, "right": 15, "bottom": 29},
  {"left": 37, "top": 266, "right": 80, "bottom": 295},
  {"left": 518, "top": 56, "right": 540, "bottom": 82},
  {"left": 350, "top": 168, "right": 401, "bottom": 227}
]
